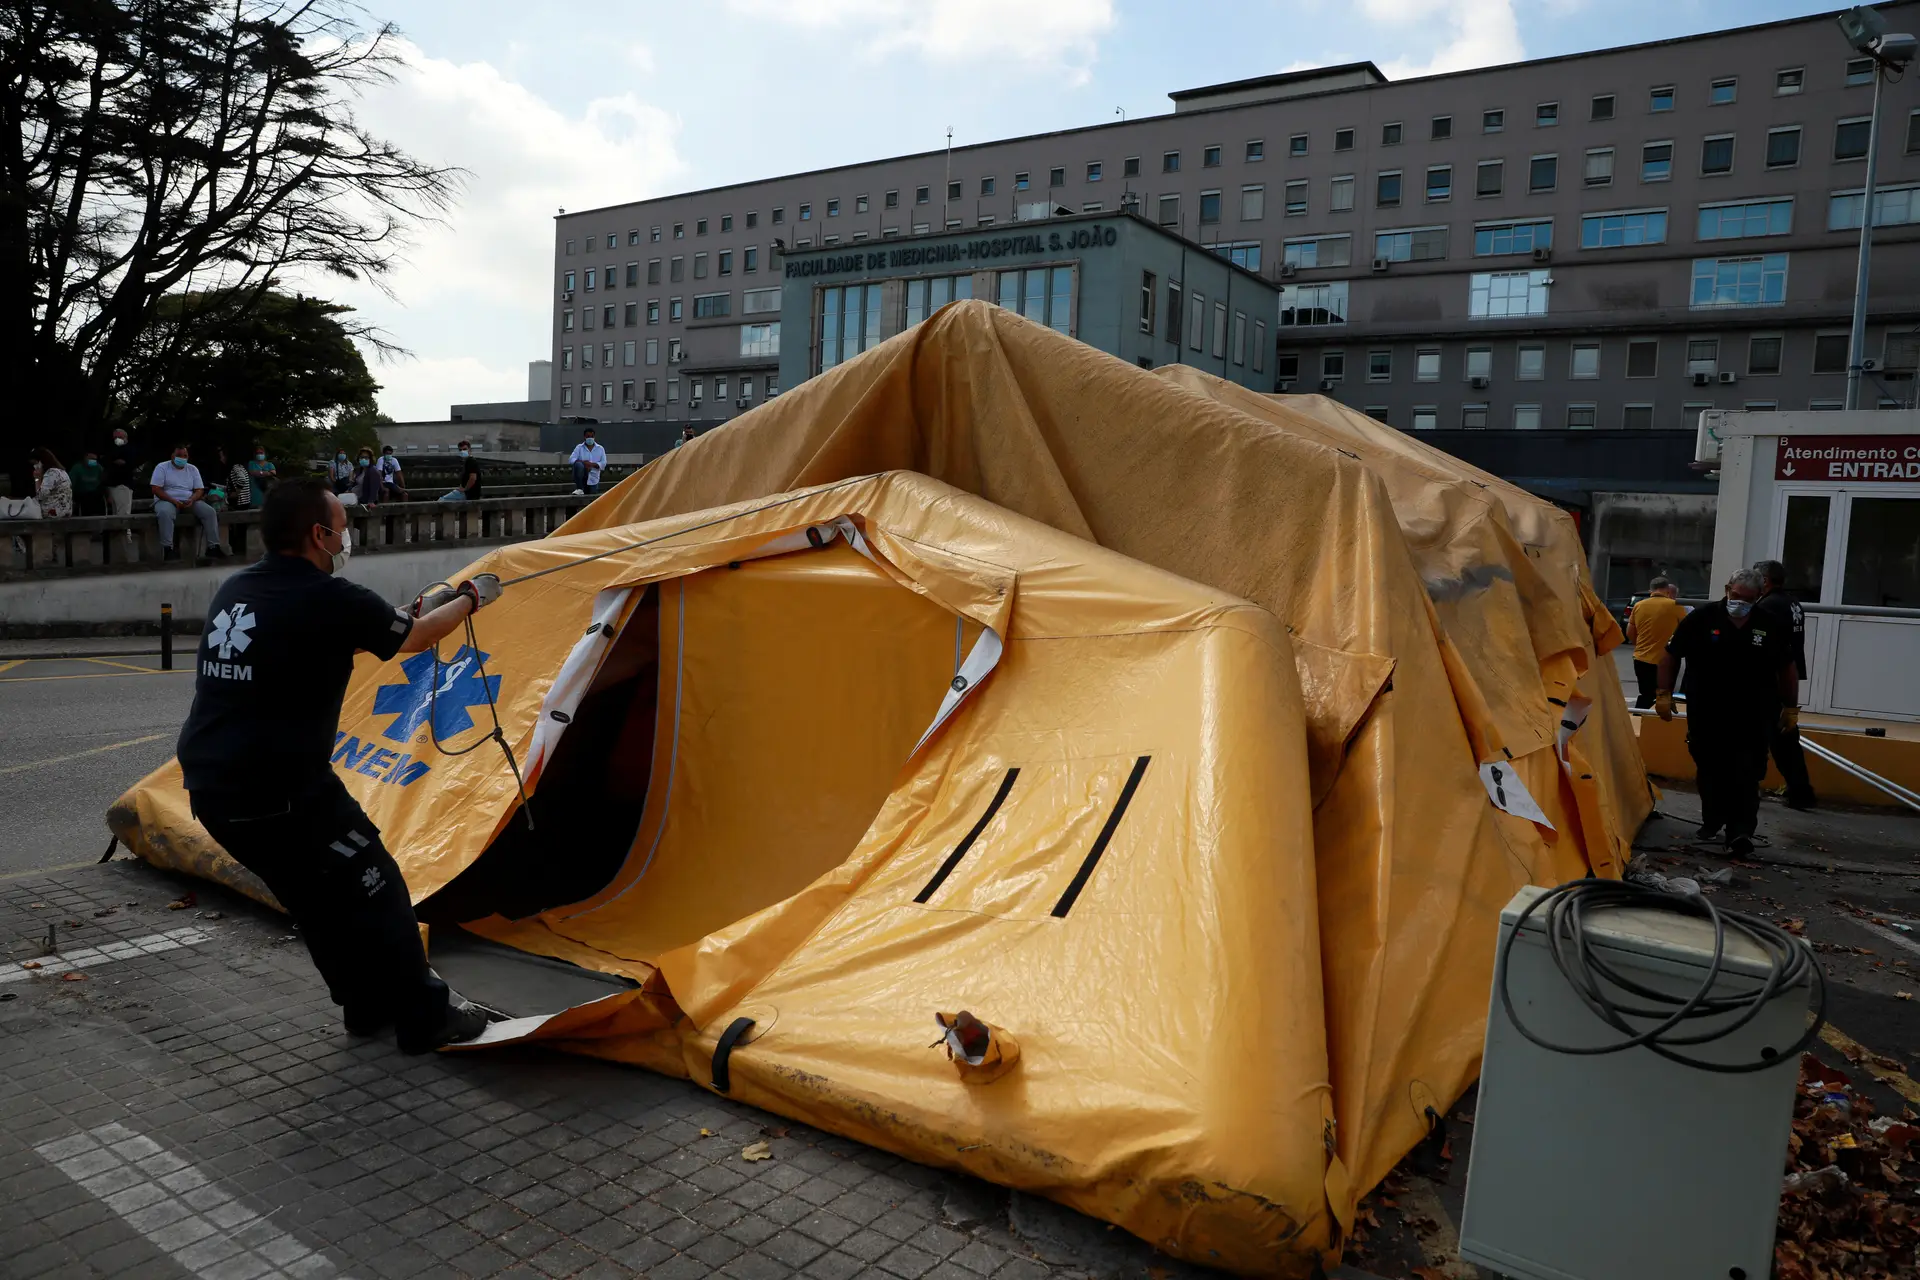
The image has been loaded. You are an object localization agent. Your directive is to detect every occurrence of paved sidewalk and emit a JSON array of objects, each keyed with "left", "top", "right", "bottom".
[{"left": 0, "top": 860, "right": 1231, "bottom": 1280}]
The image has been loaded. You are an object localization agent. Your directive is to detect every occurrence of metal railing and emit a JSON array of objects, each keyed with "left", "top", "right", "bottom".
[
  {"left": 1629, "top": 703, "right": 1920, "bottom": 813},
  {"left": 0, "top": 492, "right": 599, "bottom": 578}
]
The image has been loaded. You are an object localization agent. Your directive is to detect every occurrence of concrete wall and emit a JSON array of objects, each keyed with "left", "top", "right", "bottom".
[
  {"left": 1586, "top": 490, "right": 1718, "bottom": 602},
  {"left": 0, "top": 546, "right": 499, "bottom": 633},
  {"left": 378, "top": 420, "right": 545, "bottom": 455}
]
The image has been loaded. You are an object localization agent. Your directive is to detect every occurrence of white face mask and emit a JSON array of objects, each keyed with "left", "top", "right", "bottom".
[{"left": 322, "top": 525, "right": 352, "bottom": 575}]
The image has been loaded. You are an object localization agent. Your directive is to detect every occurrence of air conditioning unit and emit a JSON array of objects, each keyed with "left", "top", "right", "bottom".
[
  {"left": 562, "top": 291, "right": 574, "bottom": 302},
  {"left": 1691, "top": 371, "right": 1713, "bottom": 386},
  {"left": 1530, "top": 247, "right": 1552, "bottom": 263},
  {"left": 1470, "top": 375, "right": 1491, "bottom": 389},
  {"left": 1277, "top": 379, "right": 1295, "bottom": 392},
  {"left": 1278, "top": 262, "right": 1299, "bottom": 279},
  {"left": 1318, "top": 379, "right": 1337, "bottom": 392},
  {"left": 641, "top": 400, "right": 655, "bottom": 411},
  {"left": 689, "top": 399, "right": 702, "bottom": 410},
  {"left": 736, "top": 396, "right": 750, "bottom": 408},
  {"left": 1718, "top": 371, "right": 1738, "bottom": 385},
  {"left": 1371, "top": 257, "right": 1392, "bottom": 272}
]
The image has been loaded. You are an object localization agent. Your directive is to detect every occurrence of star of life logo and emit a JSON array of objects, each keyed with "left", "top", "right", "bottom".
[
  {"left": 333, "top": 645, "right": 502, "bottom": 791},
  {"left": 202, "top": 603, "right": 257, "bottom": 679}
]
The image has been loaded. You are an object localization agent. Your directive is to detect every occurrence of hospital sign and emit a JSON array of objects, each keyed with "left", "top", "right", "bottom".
[{"left": 1775, "top": 435, "right": 1920, "bottom": 483}]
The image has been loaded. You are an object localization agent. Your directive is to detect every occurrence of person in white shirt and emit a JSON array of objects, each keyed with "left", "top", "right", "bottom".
[
  {"left": 376, "top": 445, "right": 408, "bottom": 501},
  {"left": 568, "top": 428, "right": 607, "bottom": 496},
  {"left": 149, "top": 442, "right": 227, "bottom": 560}
]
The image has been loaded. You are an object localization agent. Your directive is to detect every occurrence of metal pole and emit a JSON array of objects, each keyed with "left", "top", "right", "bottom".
[
  {"left": 1845, "top": 65, "right": 1886, "bottom": 411},
  {"left": 159, "top": 602, "right": 172, "bottom": 670}
]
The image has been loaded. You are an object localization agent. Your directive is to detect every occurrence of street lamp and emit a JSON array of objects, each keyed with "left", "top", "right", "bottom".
[{"left": 1837, "top": 6, "right": 1918, "bottom": 410}]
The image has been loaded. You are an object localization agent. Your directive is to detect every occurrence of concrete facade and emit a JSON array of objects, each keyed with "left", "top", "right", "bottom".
[
  {"left": 549, "top": 5, "right": 1920, "bottom": 444},
  {"left": 377, "top": 420, "right": 545, "bottom": 456}
]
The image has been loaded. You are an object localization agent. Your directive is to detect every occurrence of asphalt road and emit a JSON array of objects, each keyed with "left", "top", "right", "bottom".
[{"left": 0, "top": 654, "right": 194, "bottom": 878}]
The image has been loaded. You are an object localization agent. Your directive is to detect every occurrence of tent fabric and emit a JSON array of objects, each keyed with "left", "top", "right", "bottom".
[{"left": 109, "top": 300, "right": 1650, "bottom": 1275}]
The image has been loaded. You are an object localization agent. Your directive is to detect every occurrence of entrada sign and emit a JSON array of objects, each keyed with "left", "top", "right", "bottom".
[
  {"left": 785, "top": 224, "right": 1119, "bottom": 279},
  {"left": 1776, "top": 435, "right": 1920, "bottom": 482}
]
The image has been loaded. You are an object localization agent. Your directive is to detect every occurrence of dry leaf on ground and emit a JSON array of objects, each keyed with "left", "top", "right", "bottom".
[{"left": 740, "top": 1141, "right": 772, "bottom": 1162}]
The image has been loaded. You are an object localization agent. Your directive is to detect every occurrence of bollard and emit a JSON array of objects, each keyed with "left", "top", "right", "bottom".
[{"left": 160, "top": 602, "right": 173, "bottom": 670}]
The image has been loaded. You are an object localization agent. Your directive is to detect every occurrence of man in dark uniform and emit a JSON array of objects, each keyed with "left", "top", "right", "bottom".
[
  {"left": 1754, "top": 559, "right": 1816, "bottom": 810},
  {"left": 1655, "top": 567, "right": 1798, "bottom": 857},
  {"left": 178, "top": 479, "right": 502, "bottom": 1053}
]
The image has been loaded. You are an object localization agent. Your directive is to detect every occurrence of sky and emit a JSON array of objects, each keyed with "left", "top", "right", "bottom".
[{"left": 330, "top": 0, "right": 1829, "bottom": 421}]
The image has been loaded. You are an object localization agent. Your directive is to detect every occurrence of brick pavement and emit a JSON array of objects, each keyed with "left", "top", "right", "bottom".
[{"left": 0, "top": 860, "right": 1225, "bottom": 1280}]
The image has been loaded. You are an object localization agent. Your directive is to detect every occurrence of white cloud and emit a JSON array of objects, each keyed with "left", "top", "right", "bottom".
[
  {"left": 728, "top": 0, "right": 1114, "bottom": 78},
  {"left": 1360, "top": 0, "right": 1525, "bottom": 77},
  {"left": 314, "top": 39, "right": 687, "bottom": 420}
]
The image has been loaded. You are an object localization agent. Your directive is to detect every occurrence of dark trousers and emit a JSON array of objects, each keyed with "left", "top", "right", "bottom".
[
  {"left": 1687, "top": 712, "right": 1770, "bottom": 841},
  {"left": 1767, "top": 709, "right": 1818, "bottom": 806},
  {"left": 76, "top": 490, "right": 106, "bottom": 516},
  {"left": 571, "top": 461, "right": 599, "bottom": 492},
  {"left": 192, "top": 777, "right": 450, "bottom": 1047},
  {"left": 1633, "top": 660, "right": 1661, "bottom": 709}
]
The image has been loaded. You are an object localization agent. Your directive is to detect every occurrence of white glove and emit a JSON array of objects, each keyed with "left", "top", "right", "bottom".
[{"left": 459, "top": 573, "right": 502, "bottom": 610}]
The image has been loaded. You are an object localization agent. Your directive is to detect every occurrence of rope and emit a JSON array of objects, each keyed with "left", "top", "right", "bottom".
[{"left": 419, "top": 584, "right": 535, "bottom": 832}]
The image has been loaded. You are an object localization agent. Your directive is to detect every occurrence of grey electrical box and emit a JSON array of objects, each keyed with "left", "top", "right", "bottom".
[{"left": 1460, "top": 885, "right": 1810, "bottom": 1280}]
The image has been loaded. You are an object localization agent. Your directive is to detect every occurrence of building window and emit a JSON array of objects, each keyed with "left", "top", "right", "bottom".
[
  {"left": 665, "top": 377, "right": 678, "bottom": 403},
  {"left": 1571, "top": 342, "right": 1601, "bottom": 378},
  {"left": 1187, "top": 292, "right": 1205, "bottom": 350},
  {"left": 882, "top": 190, "right": 899, "bottom": 210},
  {"left": 1282, "top": 234, "right": 1352, "bottom": 269},
  {"left": 1368, "top": 350, "right": 1393, "bottom": 382},
  {"left": 1199, "top": 189, "right": 1222, "bottom": 223},
  {"left": 1776, "top": 67, "right": 1804, "bottom": 96},
  {"left": 1334, "top": 128, "right": 1355, "bottom": 151},
  {"left": 1828, "top": 183, "right": 1920, "bottom": 229},
  {"left": 976, "top": 177, "right": 994, "bottom": 198},
  {"left": 1166, "top": 282, "right": 1184, "bottom": 344},
  {"left": 742, "top": 287, "right": 780, "bottom": 316},
  {"left": 1749, "top": 334, "right": 1783, "bottom": 375},
  {"left": 1809, "top": 398, "right": 1845, "bottom": 411},
  {"left": 645, "top": 338, "right": 658, "bottom": 365},
  {"left": 622, "top": 340, "right": 636, "bottom": 367},
  {"left": 647, "top": 299, "right": 660, "bottom": 324},
  {"left": 1123, "top": 156, "right": 1141, "bottom": 177},
  {"left": 1212, "top": 241, "right": 1261, "bottom": 271},
  {"left": 1622, "top": 404, "right": 1654, "bottom": 429},
  {"left": 625, "top": 262, "right": 640, "bottom": 288},
  {"left": 584, "top": 269, "right": 596, "bottom": 292},
  {"left": 670, "top": 257, "right": 684, "bottom": 283},
  {"left": 1835, "top": 117, "right": 1872, "bottom": 161},
  {"left": 1430, "top": 115, "right": 1453, "bottom": 140},
  {"left": 1584, "top": 148, "right": 1614, "bottom": 186},
  {"left": 1465, "top": 347, "right": 1492, "bottom": 380},
  {"left": 717, "top": 250, "right": 733, "bottom": 276},
  {"left": 1529, "top": 155, "right": 1557, "bottom": 192},
  {"left": 904, "top": 274, "right": 974, "bottom": 328},
  {"left": 817, "top": 284, "right": 883, "bottom": 371},
  {"left": 1278, "top": 281, "right": 1349, "bottom": 326},
  {"left": 1416, "top": 349, "right": 1441, "bottom": 381},
  {"left": 1240, "top": 185, "right": 1265, "bottom": 220},
  {"left": 1285, "top": 180, "right": 1309, "bottom": 216},
  {"left": 693, "top": 252, "right": 709, "bottom": 279},
  {"left": 1513, "top": 404, "right": 1542, "bottom": 430},
  {"left": 1253, "top": 321, "right": 1266, "bottom": 373},
  {"left": 1474, "top": 218, "right": 1552, "bottom": 256},
  {"left": 693, "top": 293, "right": 730, "bottom": 319},
  {"left": 1537, "top": 101, "right": 1559, "bottom": 127},
  {"left": 1626, "top": 338, "right": 1659, "bottom": 377},
  {"left": 1247, "top": 139, "right": 1265, "bottom": 162},
  {"left": 561, "top": 385, "right": 573, "bottom": 407},
  {"left": 648, "top": 259, "right": 662, "bottom": 285},
  {"left": 1203, "top": 145, "right": 1223, "bottom": 168},
  {"left": 1700, "top": 135, "right": 1735, "bottom": 175},
  {"left": 623, "top": 301, "right": 637, "bottom": 326},
  {"left": 1813, "top": 333, "right": 1850, "bottom": 373},
  {"left": 1641, "top": 141, "right": 1673, "bottom": 182},
  {"left": 673, "top": 223, "right": 685, "bottom": 239},
  {"left": 743, "top": 247, "right": 759, "bottom": 274},
  {"left": 1766, "top": 127, "right": 1802, "bottom": 170},
  {"left": 564, "top": 238, "right": 576, "bottom": 255},
  {"left": 1376, "top": 171, "right": 1402, "bottom": 207},
  {"left": 1847, "top": 57, "right": 1877, "bottom": 87},
  {"left": 772, "top": 207, "right": 786, "bottom": 224},
  {"left": 1321, "top": 350, "right": 1344, "bottom": 381},
  {"left": 1690, "top": 253, "right": 1789, "bottom": 308},
  {"left": 1375, "top": 226, "right": 1448, "bottom": 262},
  {"left": 1687, "top": 338, "right": 1720, "bottom": 375},
  {"left": 1412, "top": 407, "right": 1438, "bottom": 431},
  {"left": 563, "top": 270, "right": 576, "bottom": 293},
  {"left": 1382, "top": 122, "right": 1402, "bottom": 146},
  {"left": 1567, "top": 404, "right": 1597, "bottom": 429},
  {"left": 994, "top": 265, "right": 1075, "bottom": 335},
  {"left": 1087, "top": 161, "right": 1102, "bottom": 182},
  {"left": 1232, "top": 311, "right": 1248, "bottom": 365},
  {"left": 695, "top": 218, "right": 708, "bottom": 237},
  {"left": 1649, "top": 85, "right": 1675, "bottom": 112},
  {"left": 669, "top": 297, "right": 683, "bottom": 321},
  {"left": 1461, "top": 403, "right": 1490, "bottom": 429},
  {"left": 1329, "top": 175, "right": 1355, "bottom": 212},
  {"left": 1516, "top": 344, "right": 1545, "bottom": 380},
  {"left": 1580, "top": 208, "right": 1668, "bottom": 248},
  {"left": 1476, "top": 160, "right": 1504, "bottom": 197},
  {"left": 1139, "top": 271, "right": 1156, "bottom": 333},
  {"left": 1698, "top": 197, "right": 1792, "bottom": 240},
  {"left": 1590, "top": 93, "right": 1616, "bottom": 121},
  {"left": 913, "top": 187, "right": 929, "bottom": 205},
  {"left": 580, "top": 341, "right": 594, "bottom": 368},
  {"left": 1469, "top": 269, "right": 1551, "bottom": 318},
  {"left": 1158, "top": 194, "right": 1180, "bottom": 227},
  {"left": 1709, "top": 77, "right": 1738, "bottom": 105},
  {"left": 740, "top": 322, "right": 780, "bottom": 358},
  {"left": 1163, "top": 151, "right": 1181, "bottom": 173},
  {"left": 562, "top": 309, "right": 574, "bottom": 331},
  {"left": 1483, "top": 109, "right": 1504, "bottom": 133},
  {"left": 746, "top": 213, "right": 758, "bottom": 230},
  {"left": 561, "top": 345, "right": 574, "bottom": 371},
  {"left": 1427, "top": 165, "right": 1453, "bottom": 201}
]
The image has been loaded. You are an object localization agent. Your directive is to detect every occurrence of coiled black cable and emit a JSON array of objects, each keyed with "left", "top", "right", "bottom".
[{"left": 1496, "top": 879, "right": 1826, "bottom": 1074}]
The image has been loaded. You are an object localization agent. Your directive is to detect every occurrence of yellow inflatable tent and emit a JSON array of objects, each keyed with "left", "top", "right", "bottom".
[{"left": 111, "top": 301, "right": 1649, "bottom": 1276}]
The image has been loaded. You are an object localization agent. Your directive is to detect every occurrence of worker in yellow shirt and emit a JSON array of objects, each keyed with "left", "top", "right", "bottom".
[{"left": 1626, "top": 576, "right": 1688, "bottom": 709}]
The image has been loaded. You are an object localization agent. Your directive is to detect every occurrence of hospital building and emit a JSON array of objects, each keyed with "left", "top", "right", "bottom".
[{"left": 547, "top": 4, "right": 1920, "bottom": 601}]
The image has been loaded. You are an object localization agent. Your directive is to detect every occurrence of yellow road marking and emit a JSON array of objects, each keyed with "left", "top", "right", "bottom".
[
  {"left": 0, "top": 668, "right": 190, "bottom": 683},
  {"left": 0, "top": 733, "right": 169, "bottom": 777},
  {"left": 82, "top": 656, "right": 162, "bottom": 674},
  {"left": 1821, "top": 1023, "right": 1920, "bottom": 1107},
  {"left": 0, "top": 659, "right": 23, "bottom": 675}
]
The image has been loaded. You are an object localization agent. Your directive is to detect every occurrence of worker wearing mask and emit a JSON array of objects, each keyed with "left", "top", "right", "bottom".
[
  {"left": 177, "top": 479, "right": 504, "bottom": 1053},
  {"left": 1753, "top": 559, "right": 1816, "bottom": 810},
  {"left": 1655, "top": 567, "right": 1797, "bottom": 856}
]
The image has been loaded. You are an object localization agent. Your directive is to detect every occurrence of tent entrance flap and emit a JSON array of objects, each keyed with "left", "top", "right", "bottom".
[
  {"left": 428, "top": 925, "right": 638, "bottom": 1018},
  {"left": 524, "top": 541, "right": 965, "bottom": 967},
  {"left": 419, "top": 586, "right": 663, "bottom": 926}
]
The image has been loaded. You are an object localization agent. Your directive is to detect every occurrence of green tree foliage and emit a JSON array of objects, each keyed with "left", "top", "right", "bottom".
[{"left": 0, "top": 0, "right": 458, "bottom": 465}]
